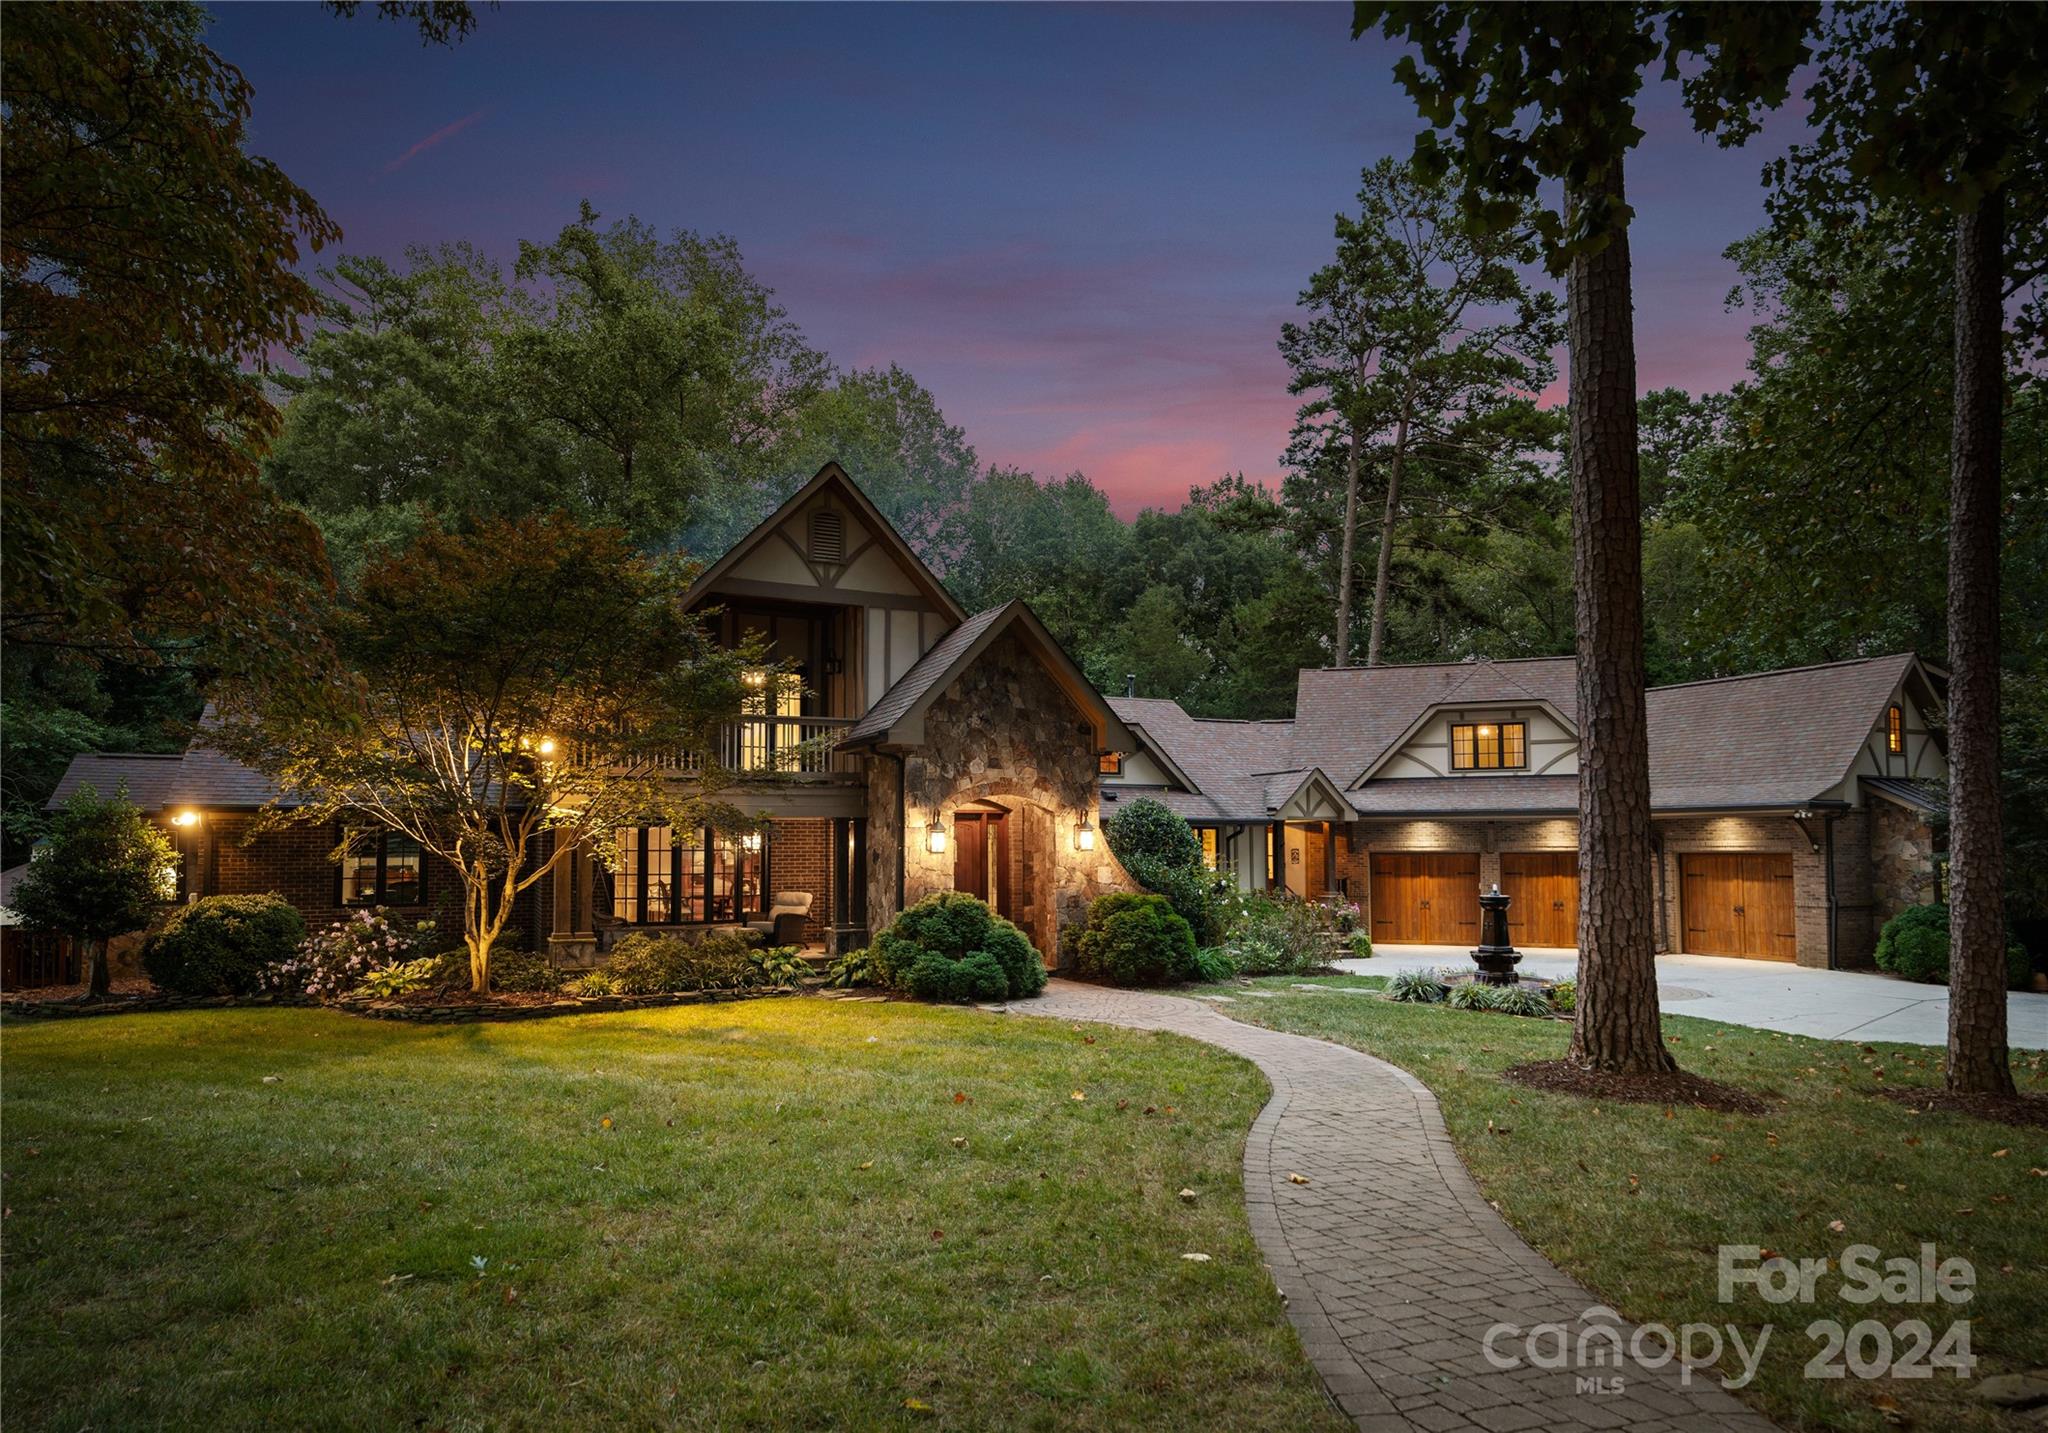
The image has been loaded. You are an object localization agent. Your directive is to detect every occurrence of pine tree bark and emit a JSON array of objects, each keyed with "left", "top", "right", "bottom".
[
  {"left": 1333, "top": 431, "right": 1363, "bottom": 666},
  {"left": 1562, "top": 162, "right": 1672, "bottom": 1075},
  {"left": 1366, "top": 407, "right": 1411, "bottom": 668},
  {"left": 1944, "top": 190, "right": 2014, "bottom": 1096}
]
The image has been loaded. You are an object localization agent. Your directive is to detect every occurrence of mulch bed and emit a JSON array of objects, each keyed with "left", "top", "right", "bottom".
[
  {"left": 0, "top": 977, "right": 156, "bottom": 1004},
  {"left": 1, "top": 984, "right": 806, "bottom": 1024},
  {"left": 1504, "top": 1059, "right": 1772, "bottom": 1115},
  {"left": 1879, "top": 1086, "right": 2048, "bottom": 1130}
]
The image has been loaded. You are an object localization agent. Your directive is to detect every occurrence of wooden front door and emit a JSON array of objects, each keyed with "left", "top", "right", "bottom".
[
  {"left": 1302, "top": 825, "right": 1328, "bottom": 900},
  {"left": 952, "top": 811, "right": 1012, "bottom": 921},
  {"left": 1369, "top": 853, "right": 1480, "bottom": 945},
  {"left": 1680, "top": 853, "right": 1796, "bottom": 961},
  {"left": 1500, "top": 853, "right": 1580, "bottom": 948}
]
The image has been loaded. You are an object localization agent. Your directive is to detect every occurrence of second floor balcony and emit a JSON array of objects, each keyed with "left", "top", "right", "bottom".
[{"left": 579, "top": 714, "right": 862, "bottom": 782}]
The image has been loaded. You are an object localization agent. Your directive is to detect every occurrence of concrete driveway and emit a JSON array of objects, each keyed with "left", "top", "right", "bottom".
[{"left": 1337, "top": 946, "right": 2048, "bottom": 1050}]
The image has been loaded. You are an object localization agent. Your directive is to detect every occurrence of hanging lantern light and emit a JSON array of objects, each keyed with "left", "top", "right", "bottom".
[
  {"left": 1075, "top": 820, "right": 1096, "bottom": 852},
  {"left": 926, "top": 818, "right": 948, "bottom": 854}
]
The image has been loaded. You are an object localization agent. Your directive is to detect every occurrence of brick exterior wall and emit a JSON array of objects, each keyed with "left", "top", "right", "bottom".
[
  {"left": 190, "top": 814, "right": 548, "bottom": 954},
  {"left": 867, "top": 630, "right": 1133, "bottom": 965},
  {"left": 766, "top": 817, "right": 833, "bottom": 945}
]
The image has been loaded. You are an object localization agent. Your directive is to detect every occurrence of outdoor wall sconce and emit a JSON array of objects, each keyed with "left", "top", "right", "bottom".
[
  {"left": 1075, "top": 820, "right": 1096, "bottom": 852},
  {"left": 742, "top": 829, "right": 763, "bottom": 853},
  {"left": 926, "top": 819, "right": 948, "bottom": 854},
  {"left": 170, "top": 809, "right": 201, "bottom": 827}
]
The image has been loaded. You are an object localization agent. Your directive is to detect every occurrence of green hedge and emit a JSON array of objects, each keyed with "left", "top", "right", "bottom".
[
  {"left": 1073, "top": 892, "right": 1198, "bottom": 987},
  {"left": 142, "top": 894, "right": 304, "bottom": 995},
  {"left": 871, "top": 892, "right": 1046, "bottom": 1003},
  {"left": 1873, "top": 904, "right": 2033, "bottom": 989}
]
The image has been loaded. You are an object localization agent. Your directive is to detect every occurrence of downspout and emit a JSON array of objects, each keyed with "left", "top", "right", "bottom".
[
  {"left": 1651, "top": 831, "right": 1669, "bottom": 953},
  {"left": 1824, "top": 811, "right": 1841, "bottom": 971}
]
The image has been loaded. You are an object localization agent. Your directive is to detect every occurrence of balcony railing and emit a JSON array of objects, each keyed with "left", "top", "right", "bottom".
[{"left": 580, "top": 715, "right": 860, "bottom": 780}]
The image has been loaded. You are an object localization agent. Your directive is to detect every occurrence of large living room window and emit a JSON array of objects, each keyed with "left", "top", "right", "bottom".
[
  {"left": 339, "top": 829, "right": 425, "bottom": 905},
  {"left": 1451, "top": 721, "right": 1526, "bottom": 771},
  {"left": 609, "top": 825, "right": 769, "bottom": 925},
  {"left": 1194, "top": 825, "right": 1220, "bottom": 870}
]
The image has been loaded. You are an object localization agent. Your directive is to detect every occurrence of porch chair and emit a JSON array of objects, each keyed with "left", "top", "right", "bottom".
[{"left": 747, "top": 891, "right": 814, "bottom": 947}]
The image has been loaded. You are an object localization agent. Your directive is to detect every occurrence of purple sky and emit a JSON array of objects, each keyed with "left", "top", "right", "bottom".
[{"left": 210, "top": 3, "right": 1804, "bottom": 514}]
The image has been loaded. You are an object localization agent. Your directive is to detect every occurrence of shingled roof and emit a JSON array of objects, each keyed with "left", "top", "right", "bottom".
[
  {"left": 1644, "top": 652, "right": 1921, "bottom": 810},
  {"left": 1288, "top": 657, "right": 1578, "bottom": 787},
  {"left": 46, "top": 746, "right": 292, "bottom": 812},
  {"left": 1115, "top": 652, "right": 1928, "bottom": 820}
]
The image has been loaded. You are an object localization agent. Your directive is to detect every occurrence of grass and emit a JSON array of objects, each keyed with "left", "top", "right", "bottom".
[
  {"left": 1, "top": 1000, "right": 1345, "bottom": 1432},
  {"left": 1207, "top": 975, "right": 2048, "bottom": 1433}
]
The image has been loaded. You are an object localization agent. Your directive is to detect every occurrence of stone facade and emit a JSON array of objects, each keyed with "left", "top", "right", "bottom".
[
  {"left": 866, "top": 631, "right": 1133, "bottom": 963},
  {"left": 1868, "top": 797, "right": 1939, "bottom": 923}
]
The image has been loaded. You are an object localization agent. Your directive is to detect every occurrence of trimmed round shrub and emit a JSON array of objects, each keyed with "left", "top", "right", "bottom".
[
  {"left": 1103, "top": 797, "right": 1225, "bottom": 944},
  {"left": 872, "top": 891, "right": 1044, "bottom": 1002},
  {"left": 142, "top": 894, "right": 305, "bottom": 995},
  {"left": 1073, "top": 892, "right": 1198, "bottom": 987},
  {"left": 1873, "top": 904, "right": 2032, "bottom": 988}
]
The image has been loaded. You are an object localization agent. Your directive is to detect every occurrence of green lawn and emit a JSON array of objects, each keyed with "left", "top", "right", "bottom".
[
  {"left": 1, "top": 1001, "right": 1344, "bottom": 1432},
  {"left": 1208, "top": 975, "right": 2048, "bottom": 1433}
]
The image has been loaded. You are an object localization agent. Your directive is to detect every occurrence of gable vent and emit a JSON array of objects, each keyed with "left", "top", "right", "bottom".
[{"left": 808, "top": 509, "right": 845, "bottom": 562}]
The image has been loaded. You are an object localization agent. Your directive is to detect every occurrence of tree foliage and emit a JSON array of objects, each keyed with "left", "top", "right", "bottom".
[
  {"left": 8, "top": 786, "right": 177, "bottom": 998},
  {"left": 1, "top": 2, "right": 336, "bottom": 663},
  {"left": 213, "top": 515, "right": 761, "bottom": 991}
]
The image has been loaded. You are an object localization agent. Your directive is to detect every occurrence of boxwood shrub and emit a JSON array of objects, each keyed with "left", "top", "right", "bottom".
[
  {"left": 142, "top": 893, "right": 304, "bottom": 995},
  {"left": 1072, "top": 892, "right": 1198, "bottom": 987},
  {"left": 871, "top": 891, "right": 1046, "bottom": 1002},
  {"left": 1873, "top": 903, "right": 2032, "bottom": 988}
]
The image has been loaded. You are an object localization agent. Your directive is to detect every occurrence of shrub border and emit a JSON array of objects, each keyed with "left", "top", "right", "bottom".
[{"left": 0, "top": 986, "right": 805, "bottom": 1024}]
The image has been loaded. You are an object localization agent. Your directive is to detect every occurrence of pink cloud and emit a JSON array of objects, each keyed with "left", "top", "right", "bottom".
[{"left": 382, "top": 108, "right": 488, "bottom": 174}]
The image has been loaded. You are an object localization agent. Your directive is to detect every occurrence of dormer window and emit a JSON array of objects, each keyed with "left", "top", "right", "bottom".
[
  {"left": 807, "top": 509, "right": 845, "bottom": 562},
  {"left": 1451, "top": 721, "right": 1526, "bottom": 771},
  {"left": 1887, "top": 704, "right": 1903, "bottom": 754}
]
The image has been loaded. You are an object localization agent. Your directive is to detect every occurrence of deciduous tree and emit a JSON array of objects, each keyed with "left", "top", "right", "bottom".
[{"left": 215, "top": 516, "right": 760, "bottom": 992}]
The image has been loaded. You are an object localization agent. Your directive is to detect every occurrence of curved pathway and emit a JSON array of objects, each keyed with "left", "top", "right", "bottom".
[{"left": 1003, "top": 981, "right": 1776, "bottom": 1433}]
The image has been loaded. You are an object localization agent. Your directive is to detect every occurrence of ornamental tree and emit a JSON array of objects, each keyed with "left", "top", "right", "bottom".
[
  {"left": 216, "top": 514, "right": 763, "bottom": 993},
  {"left": 8, "top": 787, "right": 177, "bottom": 999}
]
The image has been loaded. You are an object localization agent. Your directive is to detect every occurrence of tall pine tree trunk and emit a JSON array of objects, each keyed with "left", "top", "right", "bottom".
[
  {"left": 1562, "top": 162, "right": 1672, "bottom": 1075},
  {"left": 1944, "top": 190, "right": 2014, "bottom": 1096},
  {"left": 1333, "top": 431, "right": 1363, "bottom": 666},
  {"left": 1366, "top": 407, "right": 1412, "bottom": 667}
]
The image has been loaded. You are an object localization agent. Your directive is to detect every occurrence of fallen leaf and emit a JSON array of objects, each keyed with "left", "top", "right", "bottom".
[
  {"left": 1904, "top": 1136, "right": 1922, "bottom": 1147},
  {"left": 1180, "top": 1252, "right": 1211, "bottom": 1262},
  {"left": 950, "top": 1137, "right": 967, "bottom": 1149},
  {"left": 1071, "top": 1091, "right": 1086, "bottom": 1102},
  {"left": 501, "top": 1285, "right": 519, "bottom": 1305},
  {"left": 1116, "top": 1099, "right": 1129, "bottom": 1110},
  {"left": 1287, "top": 1173, "right": 1311, "bottom": 1186},
  {"left": 1709, "top": 1154, "right": 1725, "bottom": 1165},
  {"left": 1178, "top": 1188, "right": 1198, "bottom": 1203},
  {"left": 1992, "top": 1148, "right": 2010, "bottom": 1158},
  {"left": 1828, "top": 1219, "right": 1846, "bottom": 1233},
  {"left": 930, "top": 1229, "right": 944, "bottom": 1242},
  {"left": 1083, "top": 1036, "right": 1096, "bottom": 1045},
  {"left": 600, "top": 1117, "right": 613, "bottom": 1130},
  {"left": 857, "top": 1161, "right": 873, "bottom": 1170},
  {"left": 262, "top": 1075, "right": 282, "bottom": 1085},
  {"left": 1144, "top": 1106, "right": 1157, "bottom": 1115},
  {"left": 903, "top": 1398, "right": 933, "bottom": 1413},
  {"left": 953, "top": 1092, "right": 967, "bottom": 1104}
]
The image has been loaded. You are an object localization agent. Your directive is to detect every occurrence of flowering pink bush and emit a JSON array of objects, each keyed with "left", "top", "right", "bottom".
[{"left": 265, "top": 908, "right": 438, "bottom": 1001}]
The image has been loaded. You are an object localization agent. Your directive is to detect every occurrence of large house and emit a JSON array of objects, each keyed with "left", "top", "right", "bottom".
[
  {"left": 48, "top": 465, "right": 1137, "bottom": 965},
  {"left": 47, "top": 462, "right": 1944, "bottom": 975},
  {"left": 1103, "top": 652, "right": 1946, "bottom": 968}
]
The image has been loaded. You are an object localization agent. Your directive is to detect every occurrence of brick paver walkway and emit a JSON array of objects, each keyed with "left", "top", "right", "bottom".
[{"left": 1002, "top": 981, "right": 1777, "bottom": 1433}]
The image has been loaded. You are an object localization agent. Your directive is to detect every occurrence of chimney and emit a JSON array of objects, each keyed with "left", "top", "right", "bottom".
[{"left": 1124, "top": 673, "right": 1137, "bottom": 698}]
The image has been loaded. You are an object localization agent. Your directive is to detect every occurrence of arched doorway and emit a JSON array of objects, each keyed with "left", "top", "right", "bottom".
[{"left": 948, "top": 796, "right": 1057, "bottom": 963}]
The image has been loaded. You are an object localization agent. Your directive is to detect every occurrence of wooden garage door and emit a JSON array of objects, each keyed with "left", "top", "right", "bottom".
[
  {"left": 1680, "top": 854, "right": 1796, "bottom": 961},
  {"left": 1500, "top": 853, "right": 1579, "bottom": 948},
  {"left": 1370, "top": 853, "right": 1480, "bottom": 945}
]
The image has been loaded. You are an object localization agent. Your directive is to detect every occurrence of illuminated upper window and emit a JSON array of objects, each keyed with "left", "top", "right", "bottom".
[
  {"left": 1886, "top": 705, "right": 1904, "bottom": 754},
  {"left": 1451, "top": 721, "right": 1527, "bottom": 771}
]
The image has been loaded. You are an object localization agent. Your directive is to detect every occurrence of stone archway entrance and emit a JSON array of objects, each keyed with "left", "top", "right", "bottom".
[{"left": 949, "top": 796, "right": 1057, "bottom": 964}]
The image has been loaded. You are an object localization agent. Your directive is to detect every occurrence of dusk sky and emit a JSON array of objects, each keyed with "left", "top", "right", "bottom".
[{"left": 210, "top": 2, "right": 1807, "bottom": 514}]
